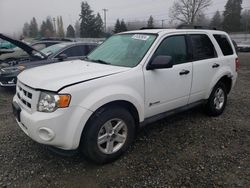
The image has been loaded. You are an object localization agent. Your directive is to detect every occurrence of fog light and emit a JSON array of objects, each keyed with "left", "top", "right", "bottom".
[{"left": 38, "top": 128, "right": 55, "bottom": 141}]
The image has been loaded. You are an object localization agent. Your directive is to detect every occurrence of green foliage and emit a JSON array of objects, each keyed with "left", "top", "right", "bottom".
[
  {"left": 79, "top": 1, "right": 103, "bottom": 37},
  {"left": 223, "top": 0, "right": 242, "bottom": 32},
  {"left": 147, "top": 16, "right": 154, "bottom": 28},
  {"left": 66, "top": 25, "right": 75, "bottom": 38}
]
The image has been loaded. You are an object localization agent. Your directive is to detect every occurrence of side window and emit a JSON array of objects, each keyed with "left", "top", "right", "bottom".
[
  {"left": 87, "top": 45, "right": 97, "bottom": 54},
  {"left": 60, "top": 46, "right": 81, "bottom": 57},
  {"left": 78, "top": 45, "right": 97, "bottom": 56},
  {"left": 190, "top": 34, "right": 217, "bottom": 61},
  {"left": 153, "top": 35, "right": 188, "bottom": 65},
  {"left": 213, "top": 34, "right": 234, "bottom": 56}
]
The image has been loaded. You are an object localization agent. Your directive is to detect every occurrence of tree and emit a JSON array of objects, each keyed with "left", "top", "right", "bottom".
[
  {"left": 40, "top": 17, "right": 55, "bottom": 37},
  {"left": 92, "top": 13, "right": 104, "bottom": 37},
  {"left": 66, "top": 25, "right": 75, "bottom": 38},
  {"left": 74, "top": 20, "right": 81, "bottom": 37},
  {"left": 147, "top": 15, "right": 154, "bottom": 28},
  {"left": 57, "top": 16, "right": 65, "bottom": 37},
  {"left": 222, "top": 0, "right": 242, "bottom": 32},
  {"left": 29, "top": 17, "right": 38, "bottom": 38},
  {"left": 114, "top": 19, "right": 121, "bottom": 33},
  {"left": 120, "top": 20, "right": 127, "bottom": 32},
  {"left": 210, "top": 11, "right": 222, "bottom": 29},
  {"left": 22, "top": 22, "right": 30, "bottom": 37},
  {"left": 170, "top": 0, "right": 212, "bottom": 24},
  {"left": 114, "top": 19, "right": 127, "bottom": 33},
  {"left": 79, "top": 1, "right": 96, "bottom": 37}
]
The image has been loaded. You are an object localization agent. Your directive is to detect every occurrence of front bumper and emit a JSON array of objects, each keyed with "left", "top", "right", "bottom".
[{"left": 13, "top": 95, "right": 93, "bottom": 150}]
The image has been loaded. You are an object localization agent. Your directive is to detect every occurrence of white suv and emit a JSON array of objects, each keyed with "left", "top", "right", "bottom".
[{"left": 13, "top": 29, "right": 239, "bottom": 163}]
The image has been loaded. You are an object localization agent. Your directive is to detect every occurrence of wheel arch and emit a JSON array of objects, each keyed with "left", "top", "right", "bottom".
[{"left": 207, "top": 71, "right": 233, "bottom": 98}]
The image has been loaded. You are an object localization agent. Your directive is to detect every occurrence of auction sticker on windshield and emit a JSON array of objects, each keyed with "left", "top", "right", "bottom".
[{"left": 132, "top": 34, "right": 150, "bottom": 41}]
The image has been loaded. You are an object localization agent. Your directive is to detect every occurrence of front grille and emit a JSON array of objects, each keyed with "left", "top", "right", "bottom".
[{"left": 17, "top": 83, "right": 33, "bottom": 109}]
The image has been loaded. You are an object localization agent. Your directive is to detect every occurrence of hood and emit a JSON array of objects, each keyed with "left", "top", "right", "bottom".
[
  {"left": 0, "top": 33, "right": 47, "bottom": 58},
  {"left": 18, "top": 60, "right": 131, "bottom": 91}
]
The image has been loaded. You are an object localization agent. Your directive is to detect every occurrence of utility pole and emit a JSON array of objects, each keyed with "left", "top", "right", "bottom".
[
  {"left": 103, "top": 8, "right": 108, "bottom": 33},
  {"left": 161, "top": 20, "right": 164, "bottom": 28},
  {"left": 53, "top": 17, "right": 56, "bottom": 35}
]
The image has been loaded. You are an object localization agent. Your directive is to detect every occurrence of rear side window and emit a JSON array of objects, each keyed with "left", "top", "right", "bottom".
[
  {"left": 60, "top": 46, "right": 84, "bottom": 57},
  {"left": 79, "top": 45, "right": 96, "bottom": 55},
  {"left": 213, "top": 34, "right": 234, "bottom": 56},
  {"left": 190, "top": 34, "right": 216, "bottom": 61},
  {"left": 153, "top": 35, "right": 188, "bottom": 65}
]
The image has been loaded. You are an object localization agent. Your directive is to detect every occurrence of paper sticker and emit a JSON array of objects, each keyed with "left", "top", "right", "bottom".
[{"left": 132, "top": 34, "right": 150, "bottom": 41}]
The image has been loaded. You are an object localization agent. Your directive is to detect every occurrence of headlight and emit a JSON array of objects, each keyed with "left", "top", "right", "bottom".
[{"left": 37, "top": 92, "right": 71, "bottom": 113}]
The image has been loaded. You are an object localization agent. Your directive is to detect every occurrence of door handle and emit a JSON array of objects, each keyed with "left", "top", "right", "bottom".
[
  {"left": 212, "top": 63, "right": 220, "bottom": 68},
  {"left": 179, "top": 69, "right": 190, "bottom": 75}
]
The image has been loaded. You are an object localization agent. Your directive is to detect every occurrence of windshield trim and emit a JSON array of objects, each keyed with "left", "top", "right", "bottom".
[{"left": 87, "top": 33, "right": 158, "bottom": 68}]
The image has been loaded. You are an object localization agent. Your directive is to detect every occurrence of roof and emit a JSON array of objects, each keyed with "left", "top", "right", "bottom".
[{"left": 121, "top": 29, "right": 228, "bottom": 36}]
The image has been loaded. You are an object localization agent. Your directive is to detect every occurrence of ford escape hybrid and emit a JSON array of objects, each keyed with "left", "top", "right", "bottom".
[{"left": 13, "top": 28, "right": 238, "bottom": 164}]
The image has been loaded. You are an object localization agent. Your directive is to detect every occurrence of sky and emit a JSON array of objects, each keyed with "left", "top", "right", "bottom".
[{"left": 0, "top": 0, "right": 250, "bottom": 36}]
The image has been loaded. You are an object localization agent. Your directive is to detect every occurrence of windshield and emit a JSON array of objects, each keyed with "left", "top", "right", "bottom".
[
  {"left": 40, "top": 43, "right": 67, "bottom": 56},
  {"left": 87, "top": 34, "right": 157, "bottom": 67}
]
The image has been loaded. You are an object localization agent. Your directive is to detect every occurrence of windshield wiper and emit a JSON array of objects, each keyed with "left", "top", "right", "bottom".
[
  {"left": 84, "top": 57, "right": 111, "bottom": 65},
  {"left": 93, "top": 59, "right": 111, "bottom": 65}
]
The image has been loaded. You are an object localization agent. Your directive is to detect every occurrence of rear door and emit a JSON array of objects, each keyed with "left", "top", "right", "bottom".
[
  {"left": 144, "top": 35, "right": 193, "bottom": 118},
  {"left": 188, "top": 33, "right": 219, "bottom": 103}
]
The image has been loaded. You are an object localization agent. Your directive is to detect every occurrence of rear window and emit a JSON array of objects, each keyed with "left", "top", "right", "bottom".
[
  {"left": 190, "top": 34, "right": 217, "bottom": 61},
  {"left": 213, "top": 34, "right": 234, "bottom": 56}
]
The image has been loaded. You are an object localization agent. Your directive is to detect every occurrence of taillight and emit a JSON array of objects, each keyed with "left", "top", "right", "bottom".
[{"left": 235, "top": 58, "right": 240, "bottom": 72}]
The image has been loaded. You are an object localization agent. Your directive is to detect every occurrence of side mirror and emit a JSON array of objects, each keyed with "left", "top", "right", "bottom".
[
  {"left": 146, "top": 55, "right": 173, "bottom": 70},
  {"left": 57, "top": 54, "right": 68, "bottom": 61}
]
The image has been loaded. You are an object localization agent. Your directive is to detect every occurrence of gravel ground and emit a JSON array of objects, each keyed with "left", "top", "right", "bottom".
[{"left": 0, "top": 53, "right": 250, "bottom": 188}]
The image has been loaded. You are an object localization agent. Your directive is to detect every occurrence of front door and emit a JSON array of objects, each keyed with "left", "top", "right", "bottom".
[{"left": 144, "top": 35, "right": 192, "bottom": 118}]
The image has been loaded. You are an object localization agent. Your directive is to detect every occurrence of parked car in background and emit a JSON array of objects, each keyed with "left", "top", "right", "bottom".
[
  {"left": 0, "top": 40, "right": 68, "bottom": 63},
  {"left": 0, "top": 42, "right": 98, "bottom": 87},
  {"left": 237, "top": 40, "right": 250, "bottom": 52}
]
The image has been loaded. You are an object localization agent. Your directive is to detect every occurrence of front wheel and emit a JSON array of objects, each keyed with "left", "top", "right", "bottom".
[
  {"left": 80, "top": 106, "right": 135, "bottom": 164},
  {"left": 205, "top": 82, "right": 227, "bottom": 116}
]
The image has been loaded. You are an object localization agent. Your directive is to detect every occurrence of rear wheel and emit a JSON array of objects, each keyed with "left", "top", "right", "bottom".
[
  {"left": 80, "top": 106, "right": 135, "bottom": 164},
  {"left": 205, "top": 82, "right": 227, "bottom": 116}
]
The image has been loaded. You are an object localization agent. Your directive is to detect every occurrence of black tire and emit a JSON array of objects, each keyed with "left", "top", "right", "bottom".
[
  {"left": 205, "top": 81, "right": 227, "bottom": 116},
  {"left": 80, "top": 105, "right": 135, "bottom": 164}
]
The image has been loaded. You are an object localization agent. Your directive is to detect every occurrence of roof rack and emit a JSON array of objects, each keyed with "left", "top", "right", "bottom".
[
  {"left": 176, "top": 24, "right": 217, "bottom": 30},
  {"left": 140, "top": 27, "right": 164, "bottom": 30}
]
